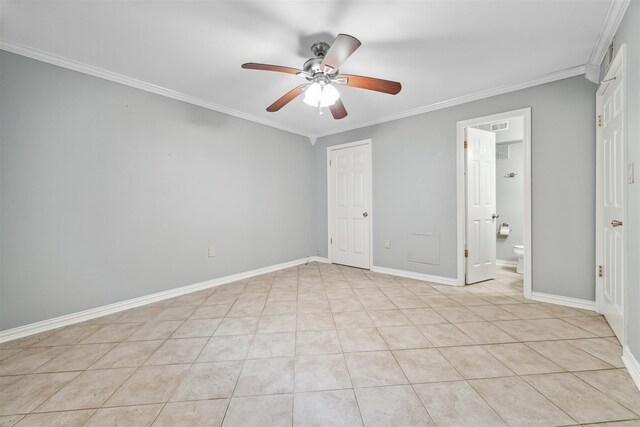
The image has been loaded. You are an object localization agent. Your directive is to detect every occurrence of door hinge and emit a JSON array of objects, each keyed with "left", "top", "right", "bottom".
[
  {"left": 330, "top": 237, "right": 333, "bottom": 245},
  {"left": 464, "top": 249, "right": 468, "bottom": 258},
  {"left": 329, "top": 159, "right": 332, "bottom": 167},
  {"left": 464, "top": 141, "right": 468, "bottom": 149},
  {"left": 597, "top": 115, "right": 602, "bottom": 127},
  {"left": 598, "top": 265, "right": 603, "bottom": 277}
]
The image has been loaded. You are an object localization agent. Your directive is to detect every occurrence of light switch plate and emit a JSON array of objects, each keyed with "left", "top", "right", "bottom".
[
  {"left": 208, "top": 246, "right": 216, "bottom": 257},
  {"left": 384, "top": 240, "right": 391, "bottom": 249}
]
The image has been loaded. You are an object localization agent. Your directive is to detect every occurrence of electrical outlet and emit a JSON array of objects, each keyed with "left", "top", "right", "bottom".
[
  {"left": 208, "top": 246, "right": 216, "bottom": 257},
  {"left": 384, "top": 240, "right": 391, "bottom": 249}
]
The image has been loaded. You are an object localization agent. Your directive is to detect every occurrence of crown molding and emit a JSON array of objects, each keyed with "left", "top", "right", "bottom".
[
  {"left": 2, "top": 39, "right": 589, "bottom": 143},
  {"left": 0, "top": 39, "right": 310, "bottom": 138},
  {"left": 309, "top": 64, "right": 586, "bottom": 140},
  {"left": 585, "top": 0, "right": 630, "bottom": 83}
]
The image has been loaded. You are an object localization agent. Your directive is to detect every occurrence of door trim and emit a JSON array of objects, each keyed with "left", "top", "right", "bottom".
[
  {"left": 595, "top": 44, "right": 627, "bottom": 342},
  {"left": 327, "top": 139, "right": 373, "bottom": 269},
  {"left": 456, "top": 108, "right": 532, "bottom": 296}
]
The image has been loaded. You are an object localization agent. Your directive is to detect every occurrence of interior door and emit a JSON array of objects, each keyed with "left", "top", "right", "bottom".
[
  {"left": 330, "top": 143, "right": 371, "bottom": 269},
  {"left": 466, "top": 127, "right": 497, "bottom": 284},
  {"left": 597, "top": 53, "right": 625, "bottom": 343}
]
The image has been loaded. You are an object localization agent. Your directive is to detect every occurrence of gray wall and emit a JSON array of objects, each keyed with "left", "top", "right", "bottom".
[
  {"left": 0, "top": 47, "right": 606, "bottom": 330},
  {"left": 0, "top": 51, "right": 314, "bottom": 330},
  {"left": 313, "top": 76, "right": 597, "bottom": 300},
  {"left": 496, "top": 141, "right": 524, "bottom": 262},
  {"left": 603, "top": 1, "right": 640, "bottom": 364}
]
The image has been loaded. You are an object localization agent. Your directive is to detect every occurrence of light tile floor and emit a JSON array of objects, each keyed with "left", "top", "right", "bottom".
[{"left": 0, "top": 263, "right": 638, "bottom": 426}]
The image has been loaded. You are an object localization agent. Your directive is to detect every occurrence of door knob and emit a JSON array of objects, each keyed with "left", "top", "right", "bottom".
[
  {"left": 492, "top": 214, "right": 499, "bottom": 220},
  {"left": 611, "top": 219, "right": 623, "bottom": 227},
  {"left": 363, "top": 212, "right": 368, "bottom": 218}
]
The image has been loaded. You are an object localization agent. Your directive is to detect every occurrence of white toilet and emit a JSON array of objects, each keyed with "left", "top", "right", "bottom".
[{"left": 512, "top": 245, "right": 524, "bottom": 274}]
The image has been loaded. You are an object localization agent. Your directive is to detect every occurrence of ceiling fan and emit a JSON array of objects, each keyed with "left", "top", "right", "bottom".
[{"left": 241, "top": 34, "right": 402, "bottom": 120}]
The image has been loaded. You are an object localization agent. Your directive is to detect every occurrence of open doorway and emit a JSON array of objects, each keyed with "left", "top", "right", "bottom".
[{"left": 456, "top": 108, "right": 532, "bottom": 298}]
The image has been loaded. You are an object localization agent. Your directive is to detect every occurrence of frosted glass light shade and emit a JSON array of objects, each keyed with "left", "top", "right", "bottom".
[
  {"left": 303, "top": 83, "right": 322, "bottom": 106},
  {"left": 303, "top": 83, "right": 339, "bottom": 107},
  {"left": 322, "top": 84, "right": 340, "bottom": 105}
]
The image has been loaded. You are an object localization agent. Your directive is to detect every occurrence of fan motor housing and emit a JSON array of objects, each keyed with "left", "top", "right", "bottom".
[
  {"left": 303, "top": 41, "right": 340, "bottom": 77},
  {"left": 303, "top": 57, "right": 323, "bottom": 73}
]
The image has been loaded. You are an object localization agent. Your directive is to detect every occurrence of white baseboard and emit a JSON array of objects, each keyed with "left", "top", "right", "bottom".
[
  {"left": 308, "top": 256, "right": 330, "bottom": 264},
  {"left": 529, "top": 291, "right": 596, "bottom": 311},
  {"left": 622, "top": 346, "right": 640, "bottom": 391},
  {"left": 316, "top": 257, "right": 456, "bottom": 286},
  {"left": 315, "top": 258, "right": 457, "bottom": 286},
  {"left": 0, "top": 256, "right": 321, "bottom": 344},
  {"left": 496, "top": 259, "right": 518, "bottom": 267},
  {"left": 370, "top": 265, "right": 459, "bottom": 287}
]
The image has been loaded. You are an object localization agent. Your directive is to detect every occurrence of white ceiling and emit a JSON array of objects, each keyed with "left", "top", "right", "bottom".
[{"left": 0, "top": 1, "right": 616, "bottom": 137}]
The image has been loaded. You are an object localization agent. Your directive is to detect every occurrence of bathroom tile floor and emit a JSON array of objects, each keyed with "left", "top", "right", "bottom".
[{"left": 0, "top": 263, "right": 638, "bottom": 426}]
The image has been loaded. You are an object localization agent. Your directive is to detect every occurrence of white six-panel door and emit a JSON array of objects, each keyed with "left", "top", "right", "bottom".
[
  {"left": 329, "top": 143, "right": 371, "bottom": 269},
  {"left": 466, "top": 127, "right": 497, "bottom": 284},
  {"left": 597, "top": 49, "right": 625, "bottom": 343}
]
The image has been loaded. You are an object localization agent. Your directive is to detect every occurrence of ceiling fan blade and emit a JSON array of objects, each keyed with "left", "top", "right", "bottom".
[
  {"left": 266, "top": 84, "right": 308, "bottom": 112},
  {"left": 336, "top": 74, "right": 402, "bottom": 95},
  {"left": 329, "top": 99, "right": 348, "bottom": 120},
  {"left": 242, "top": 62, "right": 303, "bottom": 75},
  {"left": 320, "top": 34, "right": 361, "bottom": 73}
]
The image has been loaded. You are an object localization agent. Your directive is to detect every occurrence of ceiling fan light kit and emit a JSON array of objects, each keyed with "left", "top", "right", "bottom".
[
  {"left": 303, "top": 82, "right": 340, "bottom": 108},
  {"left": 241, "top": 33, "right": 402, "bottom": 120}
]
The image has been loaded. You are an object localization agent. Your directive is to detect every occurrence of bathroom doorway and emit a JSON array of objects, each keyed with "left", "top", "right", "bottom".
[{"left": 456, "top": 108, "right": 532, "bottom": 297}]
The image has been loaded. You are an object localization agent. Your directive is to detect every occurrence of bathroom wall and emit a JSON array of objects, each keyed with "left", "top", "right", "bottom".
[{"left": 496, "top": 141, "right": 524, "bottom": 262}]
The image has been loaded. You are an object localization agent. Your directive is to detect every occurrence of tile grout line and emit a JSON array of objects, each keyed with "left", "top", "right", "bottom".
[
  {"left": 219, "top": 272, "right": 276, "bottom": 426},
  {"left": 291, "top": 267, "right": 305, "bottom": 427},
  {"left": 152, "top": 297, "right": 229, "bottom": 426},
  {"left": 0, "top": 263, "right": 633, "bottom": 426},
  {"left": 77, "top": 288, "right": 219, "bottom": 424},
  {"left": 563, "top": 370, "right": 640, "bottom": 418},
  {"left": 470, "top": 371, "right": 579, "bottom": 426},
  {"left": 80, "top": 310, "right": 190, "bottom": 425},
  {"left": 327, "top": 266, "right": 366, "bottom": 426},
  {"left": 29, "top": 318, "right": 177, "bottom": 420},
  {"left": 385, "top": 268, "right": 440, "bottom": 426},
  {"left": 520, "top": 371, "right": 639, "bottom": 424}
]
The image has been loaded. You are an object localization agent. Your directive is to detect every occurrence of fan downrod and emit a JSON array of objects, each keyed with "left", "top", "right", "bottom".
[{"left": 304, "top": 41, "right": 336, "bottom": 75}]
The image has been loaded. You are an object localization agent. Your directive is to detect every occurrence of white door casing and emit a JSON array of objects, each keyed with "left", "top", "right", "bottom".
[
  {"left": 596, "top": 45, "right": 626, "bottom": 344},
  {"left": 328, "top": 140, "right": 372, "bottom": 269},
  {"left": 465, "top": 127, "right": 497, "bottom": 284}
]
